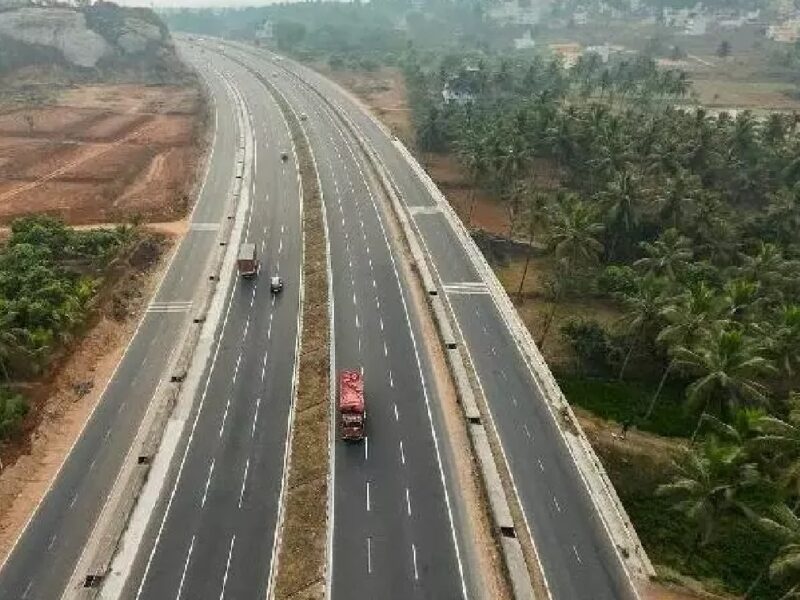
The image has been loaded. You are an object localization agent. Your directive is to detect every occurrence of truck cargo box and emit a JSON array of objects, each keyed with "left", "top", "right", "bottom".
[{"left": 237, "top": 243, "right": 258, "bottom": 277}]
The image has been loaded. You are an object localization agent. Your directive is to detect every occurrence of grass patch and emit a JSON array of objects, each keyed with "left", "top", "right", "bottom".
[{"left": 558, "top": 375, "right": 696, "bottom": 438}]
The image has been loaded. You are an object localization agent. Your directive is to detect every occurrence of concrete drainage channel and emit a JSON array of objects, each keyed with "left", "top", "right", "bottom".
[{"left": 60, "top": 70, "right": 254, "bottom": 599}]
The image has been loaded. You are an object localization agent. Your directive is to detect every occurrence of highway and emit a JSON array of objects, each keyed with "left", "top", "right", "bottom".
[
  {"left": 0, "top": 52, "right": 242, "bottom": 600},
  {"left": 121, "top": 47, "right": 303, "bottom": 600},
  {"left": 218, "top": 44, "right": 469, "bottom": 600},
  {"left": 235, "top": 45, "right": 636, "bottom": 599}
]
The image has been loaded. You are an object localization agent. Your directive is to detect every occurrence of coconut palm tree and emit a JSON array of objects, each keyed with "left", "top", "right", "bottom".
[
  {"left": 516, "top": 191, "right": 550, "bottom": 298},
  {"left": 749, "top": 396, "right": 800, "bottom": 508},
  {"left": 750, "top": 504, "right": 800, "bottom": 598},
  {"left": 537, "top": 193, "right": 604, "bottom": 348},
  {"left": 723, "top": 279, "right": 764, "bottom": 323},
  {"left": 598, "top": 168, "right": 644, "bottom": 261},
  {"left": 454, "top": 124, "right": 488, "bottom": 226},
  {"left": 769, "top": 306, "right": 800, "bottom": 381},
  {"left": 634, "top": 228, "right": 693, "bottom": 282},
  {"left": 643, "top": 284, "right": 728, "bottom": 420},
  {"left": 672, "top": 326, "right": 776, "bottom": 424},
  {"left": 656, "top": 437, "right": 760, "bottom": 565},
  {"left": 547, "top": 192, "right": 605, "bottom": 274},
  {"left": 616, "top": 274, "right": 667, "bottom": 381}
]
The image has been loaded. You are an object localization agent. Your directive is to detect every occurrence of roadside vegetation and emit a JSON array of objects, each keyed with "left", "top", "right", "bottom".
[
  {"left": 398, "top": 46, "right": 800, "bottom": 598},
  {"left": 0, "top": 216, "right": 140, "bottom": 441}
]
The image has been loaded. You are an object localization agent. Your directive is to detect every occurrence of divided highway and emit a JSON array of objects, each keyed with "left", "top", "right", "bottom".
[
  {"left": 233, "top": 45, "right": 637, "bottom": 600},
  {"left": 206, "top": 42, "right": 470, "bottom": 599},
  {"left": 0, "top": 57, "right": 242, "bottom": 600},
  {"left": 0, "top": 30, "right": 637, "bottom": 600}
]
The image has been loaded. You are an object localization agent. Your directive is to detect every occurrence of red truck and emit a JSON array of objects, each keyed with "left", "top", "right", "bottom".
[{"left": 338, "top": 370, "right": 365, "bottom": 441}]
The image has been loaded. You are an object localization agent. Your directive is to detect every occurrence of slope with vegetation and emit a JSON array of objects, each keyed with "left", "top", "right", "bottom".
[
  {"left": 0, "top": 216, "right": 162, "bottom": 442},
  {"left": 398, "top": 45, "right": 800, "bottom": 598}
]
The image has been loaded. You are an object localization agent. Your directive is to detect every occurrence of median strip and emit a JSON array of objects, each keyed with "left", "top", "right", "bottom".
[{"left": 257, "top": 72, "right": 331, "bottom": 599}]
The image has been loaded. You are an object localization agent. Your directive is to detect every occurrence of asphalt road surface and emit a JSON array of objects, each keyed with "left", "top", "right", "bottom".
[
  {"left": 122, "top": 47, "right": 303, "bottom": 600},
  {"left": 0, "top": 52, "right": 241, "bottom": 600},
  {"left": 233, "top": 44, "right": 635, "bottom": 600},
  {"left": 0, "top": 33, "right": 634, "bottom": 600},
  {"left": 212, "top": 42, "right": 469, "bottom": 600}
]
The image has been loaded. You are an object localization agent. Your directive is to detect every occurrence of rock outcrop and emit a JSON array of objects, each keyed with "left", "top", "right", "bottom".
[
  {"left": 0, "top": 2, "right": 189, "bottom": 82},
  {"left": 0, "top": 8, "right": 111, "bottom": 68}
]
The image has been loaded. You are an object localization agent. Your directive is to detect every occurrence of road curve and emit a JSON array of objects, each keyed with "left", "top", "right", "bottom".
[
  {"left": 119, "top": 47, "right": 303, "bottom": 600},
  {"left": 212, "top": 41, "right": 470, "bottom": 600},
  {"left": 0, "top": 54, "right": 241, "bottom": 600}
]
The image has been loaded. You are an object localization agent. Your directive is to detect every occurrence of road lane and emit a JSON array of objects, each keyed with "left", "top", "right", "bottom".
[{"left": 235, "top": 44, "right": 636, "bottom": 600}]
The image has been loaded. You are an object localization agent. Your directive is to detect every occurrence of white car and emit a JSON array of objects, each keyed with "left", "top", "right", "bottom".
[{"left": 270, "top": 276, "right": 283, "bottom": 294}]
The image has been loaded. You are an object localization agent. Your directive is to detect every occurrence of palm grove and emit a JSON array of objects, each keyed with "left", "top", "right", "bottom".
[{"left": 405, "top": 48, "right": 800, "bottom": 597}]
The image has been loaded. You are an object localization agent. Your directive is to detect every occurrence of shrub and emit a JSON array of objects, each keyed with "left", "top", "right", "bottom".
[
  {"left": 0, "top": 389, "right": 27, "bottom": 439},
  {"left": 560, "top": 318, "right": 615, "bottom": 376},
  {"left": 597, "top": 264, "right": 637, "bottom": 297}
]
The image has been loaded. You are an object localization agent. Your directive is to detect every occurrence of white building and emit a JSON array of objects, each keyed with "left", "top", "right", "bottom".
[
  {"left": 767, "top": 18, "right": 800, "bottom": 42},
  {"left": 573, "top": 10, "right": 588, "bottom": 25},
  {"left": 684, "top": 15, "right": 707, "bottom": 35},
  {"left": 585, "top": 43, "right": 610, "bottom": 63},
  {"left": 514, "top": 29, "right": 536, "bottom": 50},
  {"left": 488, "top": 0, "right": 542, "bottom": 26},
  {"left": 255, "top": 20, "right": 273, "bottom": 42}
]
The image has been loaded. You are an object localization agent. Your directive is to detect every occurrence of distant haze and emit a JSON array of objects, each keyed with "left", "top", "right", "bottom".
[{"left": 115, "top": 0, "right": 287, "bottom": 7}]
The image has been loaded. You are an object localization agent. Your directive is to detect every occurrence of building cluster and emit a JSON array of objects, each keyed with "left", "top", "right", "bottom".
[{"left": 489, "top": 0, "right": 800, "bottom": 45}]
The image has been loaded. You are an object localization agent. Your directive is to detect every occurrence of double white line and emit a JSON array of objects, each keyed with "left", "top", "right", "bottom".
[
  {"left": 147, "top": 301, "right": 193, "bottom": 314},
  {"left": 442, "top": 281, "right": 489, "bottom": 295}
]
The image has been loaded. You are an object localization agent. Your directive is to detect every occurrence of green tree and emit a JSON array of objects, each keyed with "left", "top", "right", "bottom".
[
  {"left": 673, "top": 326, "right": 776, "bottom": 423},
  {"left": 751, "top": 504, "right": 800, "bottom": 597},
  {"left": 634, "top": 228, "right": 693, "bottom": 282},
  {"left": 656, "top": 437, "right": 760, "bottom": 564},
  {"left": 616, "top": 274, "right": 667, "bottom": 381},
  {"left": 516, "top": 191, "right": 550, "bottom": 298},
  {"left": 538, "top": 193, "right": 604, "bottom": 348}
]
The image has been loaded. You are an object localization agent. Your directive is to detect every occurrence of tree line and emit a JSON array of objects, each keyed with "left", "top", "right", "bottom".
[
  {"left": 404, "top": 48, "right": 800, "bottom": 596},
  {"left": 0, "top": 216, "right": 131, "bottom": 440}
]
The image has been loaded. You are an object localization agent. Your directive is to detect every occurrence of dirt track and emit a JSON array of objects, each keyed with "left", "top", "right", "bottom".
[{"left": 0, "top": 85, "right": 204, "bottom": 225}]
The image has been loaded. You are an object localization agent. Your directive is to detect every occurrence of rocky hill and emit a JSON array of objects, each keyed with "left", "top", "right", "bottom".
[{"left": 0, "top": 2, "right": 191, "bottom": 84}]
